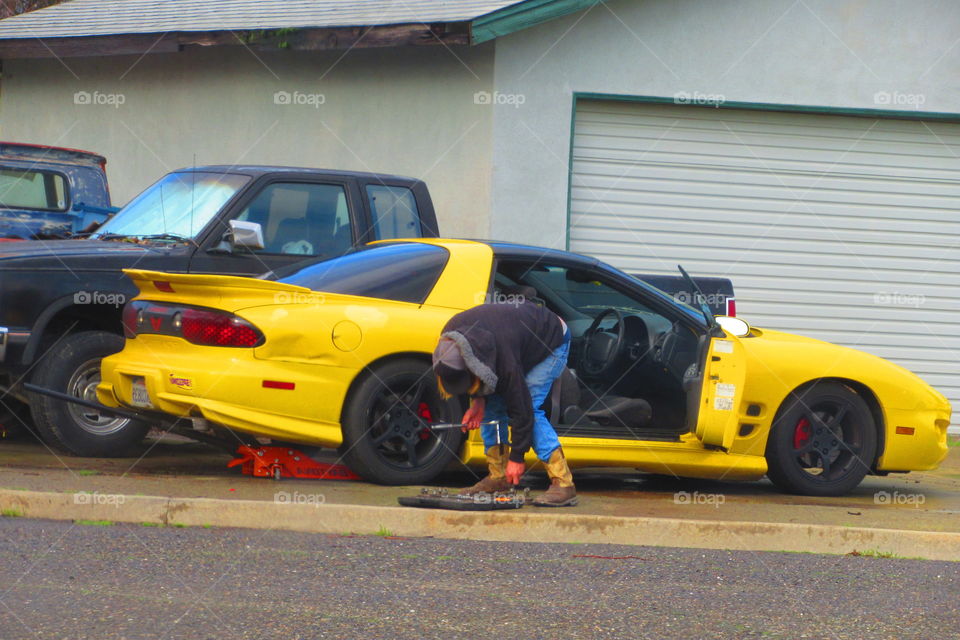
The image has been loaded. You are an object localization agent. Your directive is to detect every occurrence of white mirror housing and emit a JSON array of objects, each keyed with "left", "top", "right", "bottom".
[
  {"left": 229, "top": 220, "right": 264, "bottom": 251},
  {"left": 716, "top": 315, "right": 751, "bottom": 338}
]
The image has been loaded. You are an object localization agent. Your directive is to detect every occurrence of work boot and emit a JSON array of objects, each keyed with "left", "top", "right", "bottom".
[
  {"left": 533, "top": 448, "right": 578, "bottom": 507},
  {"left": 460, "top": 445, "right": 512, "bottom": 495}
]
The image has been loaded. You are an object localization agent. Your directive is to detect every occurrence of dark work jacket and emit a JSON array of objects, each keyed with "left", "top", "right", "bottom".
[{"left": 440, "top": 302, "right": 565, "bottom": 463}]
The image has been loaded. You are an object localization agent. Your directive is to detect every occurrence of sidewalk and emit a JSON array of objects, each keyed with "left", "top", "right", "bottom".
[{"left": 1, "top": 437, "right": 957, "bottom": 559}]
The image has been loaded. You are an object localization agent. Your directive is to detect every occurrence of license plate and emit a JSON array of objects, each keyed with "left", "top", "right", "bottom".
[{"left": 130, "top": 376, "right": 153, "bottom": 408}]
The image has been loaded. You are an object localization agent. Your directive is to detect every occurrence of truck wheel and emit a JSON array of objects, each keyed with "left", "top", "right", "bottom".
[
  {"left": 765, "top": 382, "right": 877, "bottom": 496},
  {"left": 29, "top": 331, "right": 149, "bottom": 457},
  {"left": 340, "top": 359, "right": 463, "bottom": 485}
]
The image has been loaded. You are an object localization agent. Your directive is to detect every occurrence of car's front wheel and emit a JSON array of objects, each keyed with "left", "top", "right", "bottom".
[
  {"left": 29, "top": 331, "right": 149, "bottom": 457},
  {"left": 765, "top": 382, "right": 878, "bottom": 496},
  {"left": 340, "top": 359, "right": 463, "bottom": 485}
]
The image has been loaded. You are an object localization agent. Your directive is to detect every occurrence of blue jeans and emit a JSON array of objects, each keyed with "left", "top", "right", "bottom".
[{"left": 481, "top": 330, "right": 571, "bottom": 461}]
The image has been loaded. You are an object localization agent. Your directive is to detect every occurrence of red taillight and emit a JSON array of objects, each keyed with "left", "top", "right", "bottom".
[
  {"left": 180, "top": 308, "right": 263, "bottom": 347},
  {"left": 122, "top": 303, "right": 138, "bottom": 338},
  {"left": 726, "top": 298, "right": 736, "bottom": 317},
  {"left": 125, "top": 301, "right": 264, "bottom": 347}
]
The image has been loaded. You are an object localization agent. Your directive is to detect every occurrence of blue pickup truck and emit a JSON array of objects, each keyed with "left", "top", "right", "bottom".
[{"left": 0, "top": 142, "right": 116, "bottom": 240}]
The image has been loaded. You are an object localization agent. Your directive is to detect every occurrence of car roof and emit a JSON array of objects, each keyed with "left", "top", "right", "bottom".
[
  {"left": 0, "top": 142, "right": 106, "bottom": 167},
  {"left": 486, "top": 240, "right": 600, "bottom": 267},
  {"left": 374, "top": 238, "right": 601, "bottom": 267},
  {"left": 175, "top": 165, "right": 421, "bottom": 182}
]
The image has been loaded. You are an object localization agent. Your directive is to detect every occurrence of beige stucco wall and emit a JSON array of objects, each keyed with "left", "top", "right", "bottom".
[{"left": 1, "top": 42, "right": 495, "bottom": 237}]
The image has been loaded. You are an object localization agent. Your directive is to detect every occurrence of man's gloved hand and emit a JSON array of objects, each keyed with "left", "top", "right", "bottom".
[
  {"left": 461, "top": 397, "right": 486, "bottom": 432},
  {"left": 505, "top": 460, "right": 525, "bottom": 485}
]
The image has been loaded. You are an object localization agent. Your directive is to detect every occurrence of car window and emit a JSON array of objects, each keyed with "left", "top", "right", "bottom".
[
  {"left": 235, "top": 182, "right": 353, "bottom": 257},
  {"left": 367, "top": 185, "right": 421, "bottom": 240},
  {"left": 496, "top": 261, "right": 674, "bottom": 335},
  {"left": 505, "top": 264, "right": 656, "bottom": 316},
  {"left": 0, "top": 168, "right": 67, "bottom": 211},
  {"left": 274, "top": 242, "right": 448, "bottom": 304}
]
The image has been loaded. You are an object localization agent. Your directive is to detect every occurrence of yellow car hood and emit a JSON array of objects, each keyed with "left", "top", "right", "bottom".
[{"left": 741, "top": 326, "right": 949, "bottom": 411}]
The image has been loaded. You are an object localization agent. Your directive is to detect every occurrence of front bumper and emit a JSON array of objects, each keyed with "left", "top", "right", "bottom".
[{"left": 877, "top": 405, "right": 952, "bottom": 471}]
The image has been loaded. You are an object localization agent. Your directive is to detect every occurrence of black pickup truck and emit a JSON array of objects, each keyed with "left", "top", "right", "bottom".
[{"left": 0, "top": 166, "right": 439, "bottom": 455}]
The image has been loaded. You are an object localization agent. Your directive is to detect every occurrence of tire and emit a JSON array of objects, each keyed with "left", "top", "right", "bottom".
[
  {"left": 340, "top": 359, "right": 463, "bottom": 485},
  {"left": 765, "top": 382, "right": 878, "bottom": 496},
  {"left": 29, "top": 331, "right": 149, "bottom": 457}
]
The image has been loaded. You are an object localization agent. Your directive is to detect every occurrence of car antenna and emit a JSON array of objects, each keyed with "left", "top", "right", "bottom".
[
  {"left": 190, "top": 153, "right": 196, "bottom": 237},
  {"left": 677, "top": 264, "right": 719, "bottom": 333}
]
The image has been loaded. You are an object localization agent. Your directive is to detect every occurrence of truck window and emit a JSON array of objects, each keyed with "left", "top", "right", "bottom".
[
  {"left": 366, "top": 185, "right": 422, "bottom": 239},
  {"left": 0, "top": 168, "right": 67, "bottom": 211},
  {"left": 235, "top": 182, "right": 353, "bottom": 257}
]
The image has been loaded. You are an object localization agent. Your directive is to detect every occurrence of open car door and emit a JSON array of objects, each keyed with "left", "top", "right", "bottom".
[{"left": 694, "top": 333, "right": 747, "bottom": 450}]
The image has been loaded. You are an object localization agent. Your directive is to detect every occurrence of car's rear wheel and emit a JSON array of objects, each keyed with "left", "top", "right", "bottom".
[
  {"left": 765, "top": 382, "right": 877, "bottom": 496},
  {"left": 340, "top": 359, "right": 463, "bottom": 485},
  {"left": 29, "top": 331, "right": 149, "bottom": 456}
]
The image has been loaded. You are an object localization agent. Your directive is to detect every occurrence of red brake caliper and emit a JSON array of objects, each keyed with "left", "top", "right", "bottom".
[
  {"left": 417, "top": 402, "right": 434, "bottom": 440},
  {"left": 793, "top": 417, "right": 811, "bottom": 450}
]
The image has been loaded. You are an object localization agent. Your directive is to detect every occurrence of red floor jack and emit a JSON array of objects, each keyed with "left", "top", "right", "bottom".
[{"left": 228, "top": 445, "right": 360, "bottom": 481}]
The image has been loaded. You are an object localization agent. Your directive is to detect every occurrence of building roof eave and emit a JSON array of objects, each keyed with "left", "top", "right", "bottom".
[{"left": 469, "top": 0, "right": 601, "bottom": 44}]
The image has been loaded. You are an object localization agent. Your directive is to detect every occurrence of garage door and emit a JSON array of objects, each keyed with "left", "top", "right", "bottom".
[{"left": 569, "top": 99, "right": 960, "bottom": 428}]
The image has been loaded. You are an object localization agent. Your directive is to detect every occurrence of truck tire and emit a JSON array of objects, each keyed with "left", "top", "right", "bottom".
[{"left": 29, "top": 331, "right": 149, "bottom": 457}]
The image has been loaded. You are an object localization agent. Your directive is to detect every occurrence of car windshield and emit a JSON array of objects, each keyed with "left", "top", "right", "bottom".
[
  {"left": 93, "top": 171, "right": 249, "bottom": 240},
  {"left": 269, "top": 242, "right": 449, "bottom": 304}
]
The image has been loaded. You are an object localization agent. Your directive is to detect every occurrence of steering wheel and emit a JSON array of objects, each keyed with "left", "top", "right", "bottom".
[{"left": 581, "top": 308, "right": 628, "bottom": 377}]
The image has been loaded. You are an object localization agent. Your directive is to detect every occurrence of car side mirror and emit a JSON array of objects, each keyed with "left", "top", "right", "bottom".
[
  {"left": 715, "top": 315, "right": 751, "bottom": 338},
  {"left": 228, "top": 220, "right": 264, "bottom": 251}
]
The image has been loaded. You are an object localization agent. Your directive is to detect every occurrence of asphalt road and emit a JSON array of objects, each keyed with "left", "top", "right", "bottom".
[{"left": 0, "top": 518, "right": 955, "bottom": 640}]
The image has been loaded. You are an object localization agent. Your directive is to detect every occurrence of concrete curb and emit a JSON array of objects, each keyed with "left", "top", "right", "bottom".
[{"left": 1, "top": 489, "right": 958, "bottom": 561}]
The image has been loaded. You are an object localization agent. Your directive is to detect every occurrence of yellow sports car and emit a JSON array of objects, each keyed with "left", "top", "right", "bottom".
[{"left": 96, "top": 239, "right": 951, "bottom": 495}]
